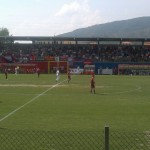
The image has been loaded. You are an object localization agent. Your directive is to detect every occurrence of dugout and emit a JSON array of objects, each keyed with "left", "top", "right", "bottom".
[
  {"left": 84, "top": 65, "right": 95, "bottom": 75},
  {"left": 118, "top": 64, "right": 150, "bottom": 75}
]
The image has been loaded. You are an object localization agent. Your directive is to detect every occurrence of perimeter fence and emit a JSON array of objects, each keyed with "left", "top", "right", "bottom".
[{"left": 0, "top": 126, "right": 150, "bottom": 150}]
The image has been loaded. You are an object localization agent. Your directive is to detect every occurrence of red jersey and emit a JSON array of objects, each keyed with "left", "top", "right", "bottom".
[
  {"left": 68, "top": 71, "right": 70, "bottom": 76},
  {"left": 36, "top": 68, "right": 40, "bottom": 73},
  {"left": 4, "top": 68, "right": 8, "bottom": 74},
  {"left": 91, "top": 77, "right": 95, "bottom": 88}
]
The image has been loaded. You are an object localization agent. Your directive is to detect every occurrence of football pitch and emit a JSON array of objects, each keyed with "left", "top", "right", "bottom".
[{"left": 0, "top": 74, "right": 150, "bottom": 132}]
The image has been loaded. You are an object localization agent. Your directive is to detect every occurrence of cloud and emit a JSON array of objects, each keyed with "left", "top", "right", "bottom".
[
  {"left": 10, "top": 0, "right": 103, "bottom": 36},
  {"left": 54, "top": 0, "right": 103, "bottom": 35},
  {"left": 55, "top": 1, "right": 80, "bottom": 17}
]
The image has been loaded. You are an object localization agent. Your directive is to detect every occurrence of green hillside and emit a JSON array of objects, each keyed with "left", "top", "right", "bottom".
[{"left": 59, "top": 16, "right": 150, "bottom": 38}]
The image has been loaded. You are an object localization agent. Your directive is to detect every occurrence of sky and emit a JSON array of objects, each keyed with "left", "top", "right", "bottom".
[{"left": 0, "top": 0, "right": 150, "bottom": 36}]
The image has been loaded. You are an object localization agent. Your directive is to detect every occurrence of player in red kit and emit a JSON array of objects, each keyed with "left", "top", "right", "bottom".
[
  {"left": 90, "top": 75, "right": 95, "bottom": 94},
  {"left": 4, "top": 68, "right": 8, "bottom": 79},
  {"left": 36, "top": 67, "right": 40, "bottom": 78},
  {"left": 67, "top": 70, "right": 71, "bottom": 83}
]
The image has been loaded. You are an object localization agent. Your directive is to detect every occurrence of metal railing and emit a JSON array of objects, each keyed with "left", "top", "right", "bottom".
[
  {"left": 109, "top": 130, "right": 150, "bottom": 150},
  {"left": 0, "top": 127, "right": 150, "bottom": 150}
]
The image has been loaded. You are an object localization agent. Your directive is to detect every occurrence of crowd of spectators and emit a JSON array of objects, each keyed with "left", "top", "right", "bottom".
[{"left": 0, "top": 43, "right": 150, "bottom": 63}]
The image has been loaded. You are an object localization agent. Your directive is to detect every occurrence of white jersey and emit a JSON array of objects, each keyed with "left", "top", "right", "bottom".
[
  {"left": 56, "top": 70, "right": 59, "bottom": 76},
  {"left": 56, "top": 70, "right": 60, "bottom": 81},
  {"left": 15, "top": 67, "right": 19, "bottom": 74}
]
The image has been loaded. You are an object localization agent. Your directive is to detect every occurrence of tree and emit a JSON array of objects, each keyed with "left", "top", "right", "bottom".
[{"left": 0, "top": 27, "right": 9, "bottom": 36}]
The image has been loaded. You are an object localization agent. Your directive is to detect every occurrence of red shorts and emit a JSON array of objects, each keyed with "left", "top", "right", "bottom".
[
  {"left": 91, "top": 84, "right": 95, "bottom": 88},
  {"left": 68, "top": 76, "right": 71, "bottom": 80}
]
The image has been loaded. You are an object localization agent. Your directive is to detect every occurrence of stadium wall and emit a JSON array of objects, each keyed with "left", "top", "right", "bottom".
[
  {"left": 1, "top": 61, "right": 150, "bottom": 75},
  {"left": 31, "top": 61, "right": 48, "bottom": 73},
  {"left": 30, "top": 61, "right": 68, "bottom": 74},
  {"left": 95, "top": 62, "right": 150, "bottom": 75}
]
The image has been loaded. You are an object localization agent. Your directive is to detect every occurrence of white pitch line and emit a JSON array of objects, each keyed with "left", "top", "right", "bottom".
[{"left": 0, "top": 79, "right": 68, "bottom": 122}]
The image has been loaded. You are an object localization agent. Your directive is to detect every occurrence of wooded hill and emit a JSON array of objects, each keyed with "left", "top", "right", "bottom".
[{"left": 59, "top": 16, "right": 150, "bottom": 38}]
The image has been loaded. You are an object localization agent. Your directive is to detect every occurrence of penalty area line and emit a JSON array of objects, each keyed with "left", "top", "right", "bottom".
[{"left": 0, "top": 79, "right": 68, "bottom": 122}]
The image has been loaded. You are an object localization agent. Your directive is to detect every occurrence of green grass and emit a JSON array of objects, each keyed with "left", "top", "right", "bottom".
[{"left": 0, "top": 74, "right": 150, "bottom": 132}]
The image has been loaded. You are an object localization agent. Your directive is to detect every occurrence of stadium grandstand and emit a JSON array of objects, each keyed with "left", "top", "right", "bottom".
[{"left": 0, "top": 36, "right": 150, "bottom": 75}]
